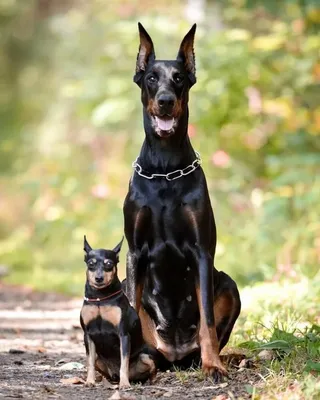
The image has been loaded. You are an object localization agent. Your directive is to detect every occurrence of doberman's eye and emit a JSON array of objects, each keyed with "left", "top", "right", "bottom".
[
  {"left": 173, "top": 74, "right": 184, "bottom": 84},
  {"left": 148, "top": 75, "right": 158, "bottom": 84}
]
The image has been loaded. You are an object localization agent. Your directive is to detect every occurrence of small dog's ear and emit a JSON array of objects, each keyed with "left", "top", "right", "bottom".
[
  {"left": 84, "top": 235, "right": 92, "bottom": 254},
  {"left": 134, "top": 23, "right": 155, "bottom": 86},
  {"left": 176, "top": 24, "right": 197, "bottom": 87},
  {"left": 113, "top": 236, "right": 124, "bottom": 260}
]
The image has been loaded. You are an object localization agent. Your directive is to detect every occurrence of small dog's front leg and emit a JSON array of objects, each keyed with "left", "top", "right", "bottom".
[
  {"left": 119, "top": 334, "right": 131, "bottom": 389},
  {"left": 85, "top": 335, "right": 96, "bottom": 387}
]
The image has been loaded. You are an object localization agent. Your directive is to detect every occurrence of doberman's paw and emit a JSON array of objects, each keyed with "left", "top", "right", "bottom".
[
  {"left": 202, "top": 363, "right": 228, "bottom": 383},
  {"left": 85, "top": 379, "right": 96, "bottom": 388}
]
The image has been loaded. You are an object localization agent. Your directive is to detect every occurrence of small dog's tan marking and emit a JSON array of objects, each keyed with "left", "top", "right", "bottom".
[
  {"left": 86, "top": 267, "right": 117, "bottom": 289},
  {"left": 81, "top": 304, "right": 121, "bottom": 327},
  {"left": 85, "top": 335, "right": 96, "bottom": 387},
  {"left": 99, "top": 305, "right": 122, "bottom": 327},
  {"left": 119, "top": 340, "right": 130, "bottom": 389},
  {"left": 81, "top": 305, "right": 99, "bottom": 326},
  {"left": 103, "top": 267, "right": 117, "bottom": 287}
]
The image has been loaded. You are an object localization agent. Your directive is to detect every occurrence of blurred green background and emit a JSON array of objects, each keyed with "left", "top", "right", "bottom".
[{"left": 0, "top": 0, "right": 319, "bottom": 295}]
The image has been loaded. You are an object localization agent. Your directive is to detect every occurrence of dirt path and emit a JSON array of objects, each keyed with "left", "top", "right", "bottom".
[{"left": 0, "top": 283, "right": 261, "bottom": 399}]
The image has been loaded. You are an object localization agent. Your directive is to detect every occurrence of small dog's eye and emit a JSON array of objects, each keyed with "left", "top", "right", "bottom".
[
  {"left": 104, "top": 259, "right": 113, "bottom": 267},
  {"left": 174, "top": 74, "right": 184, "bottom": 84},
  {"left": 148, "top": 75, "right": 158, "bottom": 84},
  {"left": 88, "top": 259, "right": 96, "bottom": 267}
]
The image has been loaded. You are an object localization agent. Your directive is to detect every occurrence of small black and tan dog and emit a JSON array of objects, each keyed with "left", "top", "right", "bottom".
[{"left": 80, "top": 236, "right": 156, "bottom": 389}]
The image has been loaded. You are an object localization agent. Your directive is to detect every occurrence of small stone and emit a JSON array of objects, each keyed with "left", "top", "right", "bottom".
[
  {"left": 109, "top": 392, "right": 121, "bottom": 400},
  {"left": 163, "top": 391, "right": 173, "bottom": 397},
  {"left": 238, "top": 358, "right": 254, "bottom": 368},
  {"left": 258, "top": 350, "right": 275, "bottom": 361},
  {"left": 9, "top": 349, "right": 25, "bottom": 354},
  {"left": 58, "top": 362, "right": 84, "bottom": 370}
]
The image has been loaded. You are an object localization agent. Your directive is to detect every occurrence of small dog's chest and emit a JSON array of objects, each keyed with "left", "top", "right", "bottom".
[{"left": 81, "top": 304, "right": 121, "bottom": 327}]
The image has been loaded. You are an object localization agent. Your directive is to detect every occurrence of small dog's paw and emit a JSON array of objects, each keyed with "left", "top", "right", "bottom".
[
  {"left": 85, "top": 379, "right": 95, "bottom": 387},
  {"left": 119, "top": 380, "right": 131, "bottom": 390}
]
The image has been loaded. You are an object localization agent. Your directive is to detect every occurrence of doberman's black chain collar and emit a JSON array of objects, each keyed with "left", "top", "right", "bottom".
[{"left": 132, "top": 151, "right": 202, "bottom": 181}]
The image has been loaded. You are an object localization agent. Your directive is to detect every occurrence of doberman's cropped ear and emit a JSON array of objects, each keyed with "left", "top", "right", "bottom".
[
  {"left": 84, "top": 235, "right": 92, "bottom": 254},
  {"left": 113, "top": 236, "right": 124, "bottom": 260},
  {"left": 176, "top": 24, "right": 197, "bottom": 87},
  {"left": 134, "top": 23, "right": 155, "bottom": 86}
]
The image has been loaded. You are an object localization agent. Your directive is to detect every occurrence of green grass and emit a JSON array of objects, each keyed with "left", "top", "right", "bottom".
[{"left": 229, "top": 273, "right": 320, "bottom": 399}]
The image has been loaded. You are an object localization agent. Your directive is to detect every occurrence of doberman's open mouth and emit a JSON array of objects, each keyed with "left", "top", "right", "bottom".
[
  {"left": 155, "top": 116, "right": 174, "bottom": 131},
  {"left": 153, "top": 116, "right": 176, "bottom": 137}
]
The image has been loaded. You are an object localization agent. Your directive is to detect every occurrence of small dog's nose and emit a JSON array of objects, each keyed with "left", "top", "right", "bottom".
[
  {"left": 95, "top": 276, "right": 103, "bottom": 283},
  {"left": 158, "top": 94, "right": 175, "bottom": 112}
]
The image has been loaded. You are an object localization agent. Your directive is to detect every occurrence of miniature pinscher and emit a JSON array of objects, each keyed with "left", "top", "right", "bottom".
[{"left": 80, "top": 236, "right": 156, "bottom": 389}]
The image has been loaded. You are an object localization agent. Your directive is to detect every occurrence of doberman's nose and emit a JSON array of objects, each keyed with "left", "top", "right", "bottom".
[
  {"left": 157, "top": 94, "right": 175, "bottom": 114},
  {"left": 95, "top": 276, "right": 104, "bottom": 283}
]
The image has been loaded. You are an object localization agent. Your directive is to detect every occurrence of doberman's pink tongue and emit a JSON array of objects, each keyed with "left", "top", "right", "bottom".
[{"left": 155, "top": 117, "right": 174, "bottom": 131}]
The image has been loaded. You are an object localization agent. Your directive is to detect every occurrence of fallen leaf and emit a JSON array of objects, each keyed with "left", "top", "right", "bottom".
[
  {"left": 212, "top": 395, "right": 230, "bottom": 400},
  {"left": 37, "top": 346, "right": 47, "bottom": 353},
  {"left": 60, "top": 376, "right": 85, "bottom": 385}
]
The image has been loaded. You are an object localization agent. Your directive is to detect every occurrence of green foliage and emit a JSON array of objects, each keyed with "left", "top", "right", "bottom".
[{"left": 0, "top": 0, "right": 319, "bottom": 293}]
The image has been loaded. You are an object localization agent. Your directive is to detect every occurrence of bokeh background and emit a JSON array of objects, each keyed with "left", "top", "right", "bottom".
[{"left": 1, "top": 0, "right": 319, "bottom": 295}]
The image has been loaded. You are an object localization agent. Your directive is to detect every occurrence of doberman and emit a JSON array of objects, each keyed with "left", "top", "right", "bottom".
[
  {"left": 80, "top": 236, "right": 156, "bottom": 389},
  {"left": 123, "top": 23, "right": 241, "bottom": 381}
]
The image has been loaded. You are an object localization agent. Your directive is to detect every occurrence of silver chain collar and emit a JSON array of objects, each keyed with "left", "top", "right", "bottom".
[{"left": 132, "top": 151, "right": 202, "bottom": 181}]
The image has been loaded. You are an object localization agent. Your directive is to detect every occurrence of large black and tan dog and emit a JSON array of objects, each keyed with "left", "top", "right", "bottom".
[{"left": 123, "top": 23, "right": 241, "bottom": 381}]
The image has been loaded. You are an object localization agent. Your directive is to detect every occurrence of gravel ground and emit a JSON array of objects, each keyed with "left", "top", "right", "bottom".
[{"left": 0, "top": 283, "right": 262, "bottom": 400}]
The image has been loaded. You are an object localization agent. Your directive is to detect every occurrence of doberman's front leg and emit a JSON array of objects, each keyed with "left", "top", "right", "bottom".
[
  {"left": 119, "top": 334, "right": 131, "bottom": 389},
  {"left": 194, "top": 247, "right": 227, "bottom": 381},
  {"left": 85, "top": 334, "right": 96, "bottom": 387},
  {"left": 126, "top": 251, "right": 143, "bottom": 313}
]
